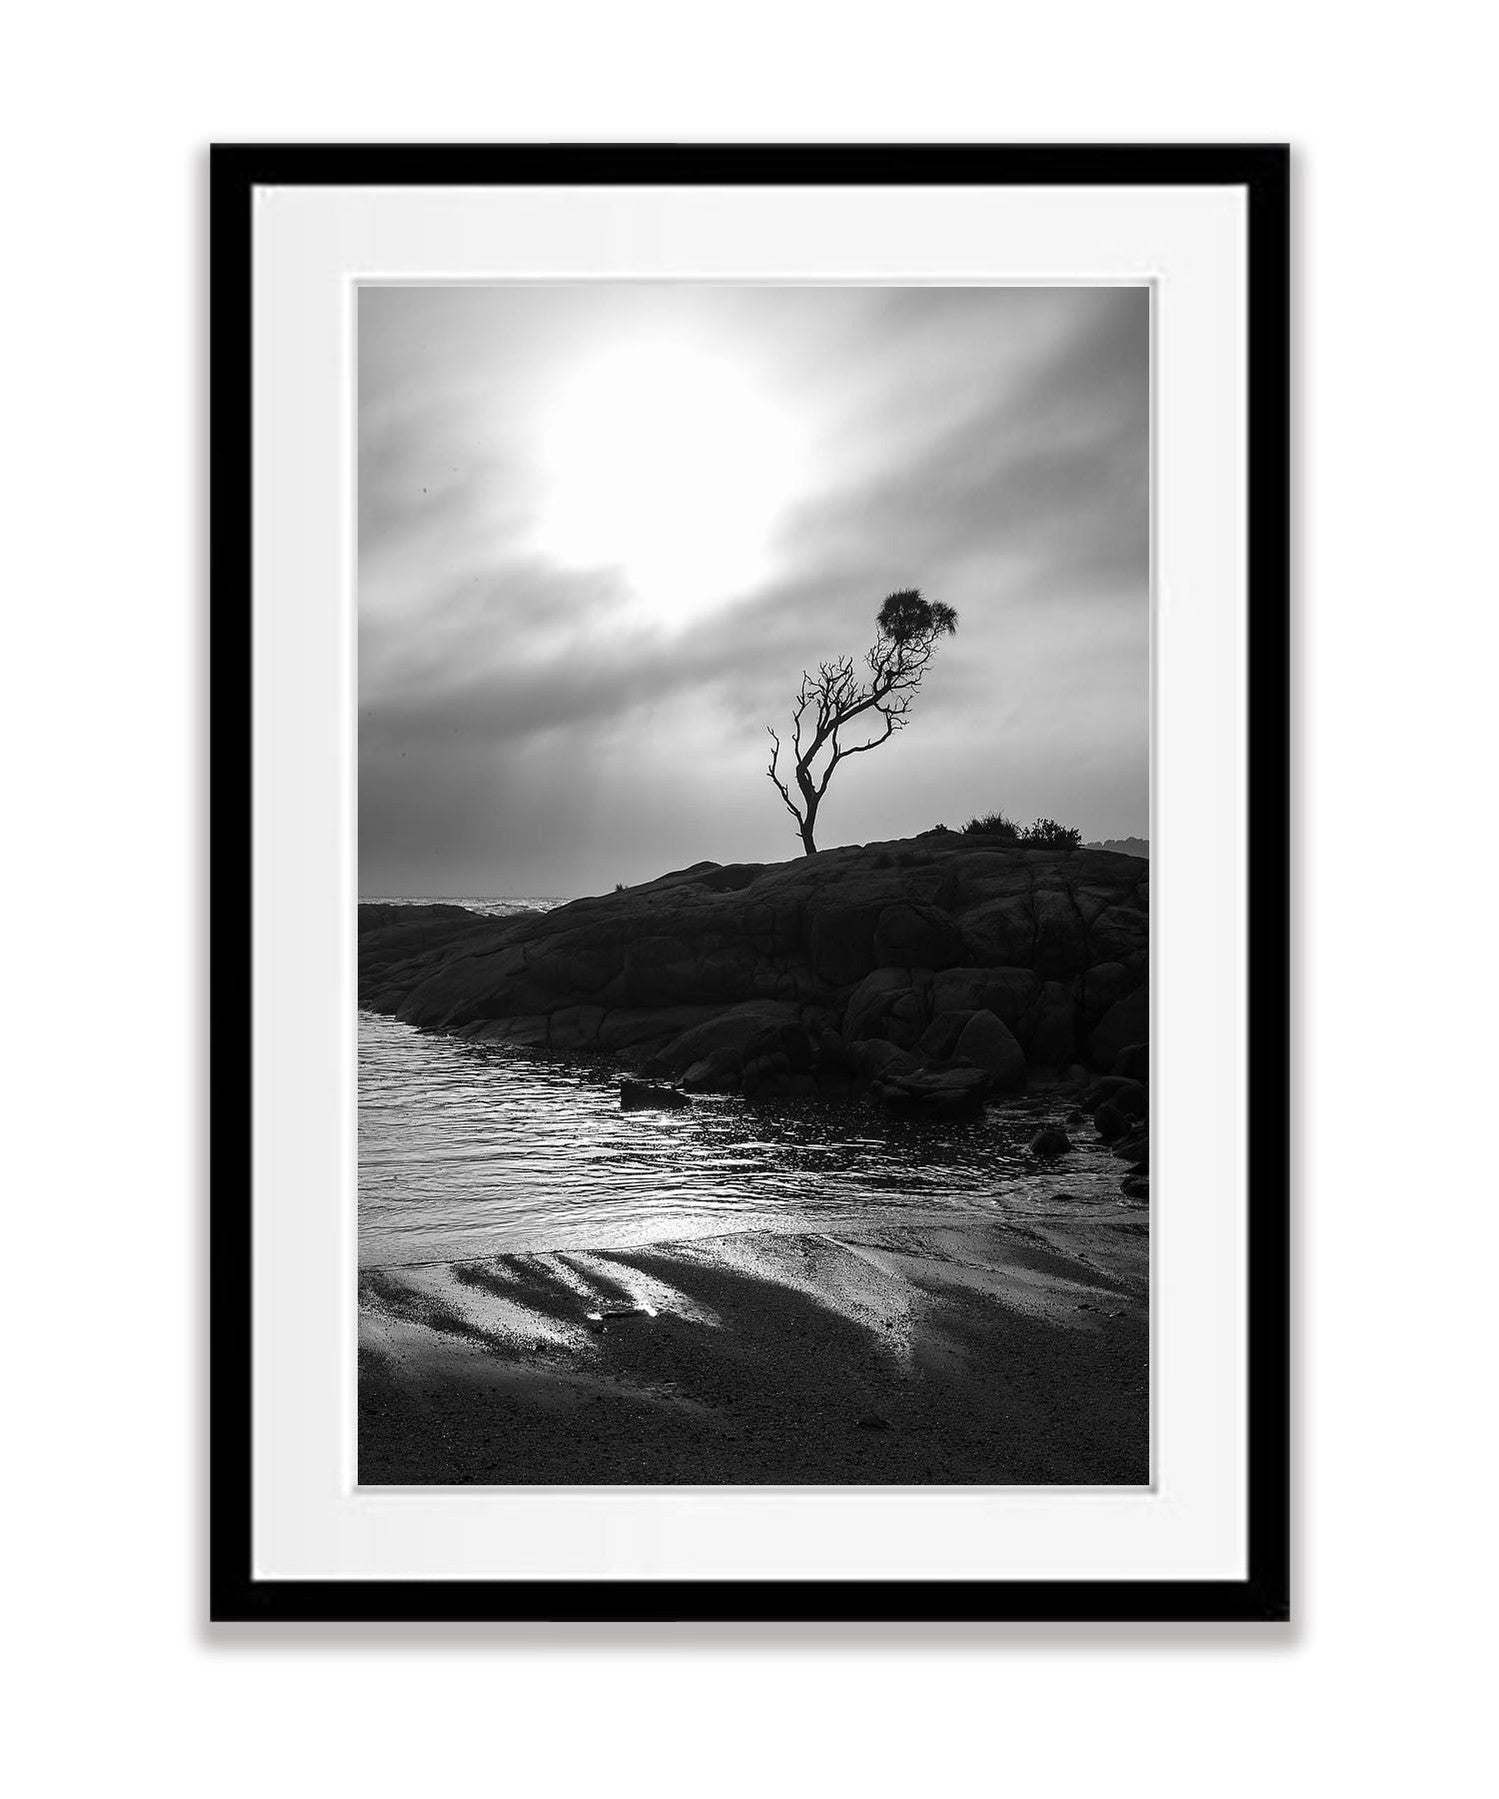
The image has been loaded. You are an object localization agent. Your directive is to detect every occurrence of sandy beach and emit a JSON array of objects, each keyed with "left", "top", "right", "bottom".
[{"left": 359, "top": 1207, "right": 1148, "bottom": 1486}]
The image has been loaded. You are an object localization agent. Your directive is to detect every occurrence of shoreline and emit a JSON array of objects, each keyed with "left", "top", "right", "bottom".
[{"left": 358, "top": 1212, "right": 1148, "bottom": 1486}]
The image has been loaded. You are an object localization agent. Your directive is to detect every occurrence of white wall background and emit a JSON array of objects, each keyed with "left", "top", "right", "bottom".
[{"left": 4, "top": 4, "right": 1494, "bottom": 1795}]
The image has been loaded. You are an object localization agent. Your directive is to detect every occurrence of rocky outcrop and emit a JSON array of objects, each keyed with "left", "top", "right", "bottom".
[{"left": 360, "top": 835, "right": 1148, "bottom": 1104}]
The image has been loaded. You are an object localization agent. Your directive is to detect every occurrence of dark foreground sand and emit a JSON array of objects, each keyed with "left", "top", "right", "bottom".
[{"left": 359, "top": 1209, "right": 1148, "bottom": 1485}]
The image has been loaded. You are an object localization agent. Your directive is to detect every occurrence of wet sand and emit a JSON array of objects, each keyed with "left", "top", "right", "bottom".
[{"left": 359, "top": 1210, "right": 1149, "bottom": 1485}]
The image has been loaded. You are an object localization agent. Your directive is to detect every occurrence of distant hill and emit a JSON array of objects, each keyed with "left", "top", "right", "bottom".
[{"left": 1085, "top": 837, "right": 1150, "bottom": 858}]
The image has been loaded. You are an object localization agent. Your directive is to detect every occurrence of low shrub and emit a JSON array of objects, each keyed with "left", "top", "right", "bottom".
[
  {"left": 961, "top": 812, "right": 1081, "bottom": 849},
  {"left": 1022, "top": 817, "right": 1083, "bottom": 849},
  {"left": 961, "top": 811, "right": 1020, "bottom": 840}
]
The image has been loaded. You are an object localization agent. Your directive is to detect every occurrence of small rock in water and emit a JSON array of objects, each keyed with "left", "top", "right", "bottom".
[
  {"left": 1028, "top": 1128, "right": 1072, "bottom": 1157},
  {"left": 620, "top": 1079, "right": 691, "bottom": 1111},
  {"left": 855, "top": 1414, "right": 893, "bottom": 1431},
  {"left": 1093, "top": 1100, "right": 1129, "bottom": 1141}
]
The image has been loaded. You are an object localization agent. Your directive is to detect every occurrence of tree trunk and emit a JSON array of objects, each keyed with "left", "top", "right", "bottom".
[{"left": 796, "top": 772, "right": 821, "bottom": 854}]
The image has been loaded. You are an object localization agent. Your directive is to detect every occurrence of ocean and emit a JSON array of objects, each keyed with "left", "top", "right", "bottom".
[{"left": 358, "top": 896, "right": 1130, "bottom": 1269}]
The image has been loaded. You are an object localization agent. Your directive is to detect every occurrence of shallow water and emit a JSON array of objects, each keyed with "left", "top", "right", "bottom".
[{"left": 358, "top": 1011, "right": 1133, "bottom": 1270}]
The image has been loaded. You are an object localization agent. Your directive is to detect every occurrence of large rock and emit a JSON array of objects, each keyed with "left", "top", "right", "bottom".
[
  {"left": 392, "top": 939, "right": 530, "bottom": 1030},
  {"left": 681, "top": 1047, "right": 743, "bottom": 1092},
  {"left": 842, "top": 968, "right": 928, "bottom": 1046},
  {"left": 607, "top": 934, "right": 702, "bottom": 1007},
  {"left": 1088, "top": 903, "right": 1151, "bottom": 965},
  {"left": 594, "top": 1005, "right": 723, "bottom": 1053},
  {"left": 952, "top": 1010, "right": 1027, "bottom": 1092},
  {"left": 1030, "top": 890, "right": 1091, "bottom": 980},
  {"left": 1023, "top": 980, "right": 1078, "bottom": 1067},
  {"left": 1091, "top": 987, "right": 1150, "bottom": 1069},
  {"left": 958, "top": 895, "right": 1033, "bottom": 967},
  {"left": 929, "top": 965, "right": 1040, "bottom": 1028},
  {"left": 740, "top": 1051, "right": 793, "bottom": 1099},
  {"left": 871, "top": 1063, "right": 990, "bottom": 1118},
  {"left": 913, "top": 1009, "right": 974, "bottom": 1062},
  {"left": 547, "top": 1004, "right": 607, "bottom": 1050},
  {"left": 872, "top": 903, "right": 966, "bottom": 970},
  {"left": 808, "top": 903, "right": 883, "bottom": 986},
  {"left": 654, "top": 1000, "right": 802, "bottom": 1073},
  {"left": 847, "top": 1038, "right": 919, "bottom": 1081},
  {"left": 1076, "top": 961, "right": 1132, "bottom": 1021}
]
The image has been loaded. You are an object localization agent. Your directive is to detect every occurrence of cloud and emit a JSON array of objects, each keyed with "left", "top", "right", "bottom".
[{"left": 358, "top": 284, "right": 1149, "bottom": 893}]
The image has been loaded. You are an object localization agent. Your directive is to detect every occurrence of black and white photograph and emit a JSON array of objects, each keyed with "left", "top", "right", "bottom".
[
  {"left": 356, "top": 281, "right": 1153, "bottom": 1487},
  {"left": 19, "top": 4, "right": 1499, "bottom": 1783}
]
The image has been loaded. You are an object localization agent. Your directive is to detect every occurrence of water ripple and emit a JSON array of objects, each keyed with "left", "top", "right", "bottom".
[{"left": 359, "top": 1011, "right": 1128, "bottom": 1267}]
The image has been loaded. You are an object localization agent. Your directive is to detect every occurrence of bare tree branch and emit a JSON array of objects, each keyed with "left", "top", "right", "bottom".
[{"left": 766, "top": 727, "right": 801, "bottom": 825}]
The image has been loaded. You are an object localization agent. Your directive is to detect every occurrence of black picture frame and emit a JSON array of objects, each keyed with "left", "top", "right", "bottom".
[{"left": 210, "top": 143, "right": 1289, "bottom": 1625}]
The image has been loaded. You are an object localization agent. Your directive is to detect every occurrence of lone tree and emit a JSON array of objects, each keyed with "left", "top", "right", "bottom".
[{"left": 766, "top": 588, "right": 958, "bottom": 855}]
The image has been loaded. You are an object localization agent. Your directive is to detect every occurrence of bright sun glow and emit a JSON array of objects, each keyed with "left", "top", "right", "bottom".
[{"left": 531, "top": 337, "right": 808, "bottom": 626}]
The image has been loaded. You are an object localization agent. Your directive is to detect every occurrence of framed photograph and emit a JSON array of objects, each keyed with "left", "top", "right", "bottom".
[{"left": 212, "top": 144, "right": 1288, "bottom": 1622}]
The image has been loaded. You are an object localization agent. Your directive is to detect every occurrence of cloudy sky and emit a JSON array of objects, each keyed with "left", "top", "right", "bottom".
[{"left": 359, "top": 283, "right": 1148, "bottom": 898}]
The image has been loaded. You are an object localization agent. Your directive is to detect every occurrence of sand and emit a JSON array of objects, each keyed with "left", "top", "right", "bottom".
[{"left": 358, "top": 1207, "right": 1149, "bottom": 1486}]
